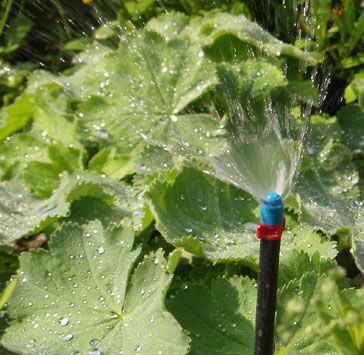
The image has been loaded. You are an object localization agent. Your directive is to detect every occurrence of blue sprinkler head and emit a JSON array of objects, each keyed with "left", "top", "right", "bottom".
[{"left": 260, "top": 191, "right": 284, "bottom": 227}]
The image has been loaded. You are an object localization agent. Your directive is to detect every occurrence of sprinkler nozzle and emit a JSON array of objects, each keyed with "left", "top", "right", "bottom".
[{"left": 257, "top": 192, "right": 285, "bottom": 241}]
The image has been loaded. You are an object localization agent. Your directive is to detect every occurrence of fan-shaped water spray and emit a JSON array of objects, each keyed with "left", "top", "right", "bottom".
[{"left": 207, "top": 97, "right": 305, "bottom": 200}]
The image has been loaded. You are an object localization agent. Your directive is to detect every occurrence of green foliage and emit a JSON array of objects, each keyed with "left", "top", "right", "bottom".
[
  {"left": 0, "top": 2, "right": 363, "bottom": 354},
  {"left": 148, "top": 166, "right": 259, "bottom": 262},
  {"left": 168, "top": 253, "right": 350, "bottom": 354},
  {"left": 2, "top": 221, "right": 189, "bottom": 354}
]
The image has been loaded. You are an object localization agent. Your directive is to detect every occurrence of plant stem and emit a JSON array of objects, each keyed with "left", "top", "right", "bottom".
[{"left": 0, "top": 0, "right": 14, "bottom": 39}]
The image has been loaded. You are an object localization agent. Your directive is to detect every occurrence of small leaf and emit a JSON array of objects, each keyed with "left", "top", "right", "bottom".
[
  {"left": 89, "top": 147, "right": 137, "bottom": 180},
  {"left": 32, "top": 85, "right": 79, "bottom": 146},
  {"left": 0, "top": 93, "right": 33, "bottom": 141},
  {"left": 0, "top": 15, "right": 32, "bottom": 54},
  {"left": 21, "top": 143, "right": 85, "bottom": 198},
  {"left": 0, "top": 133, "right": 49, "bottom": 177}
]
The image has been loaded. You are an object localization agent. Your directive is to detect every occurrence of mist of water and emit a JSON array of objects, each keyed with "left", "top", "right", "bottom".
[{"left": 208, "top": 99, "right": 304, "bottom": 199}]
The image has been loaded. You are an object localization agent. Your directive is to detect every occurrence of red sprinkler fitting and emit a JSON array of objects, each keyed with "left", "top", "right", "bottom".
[{"left": 256, "top": 218, "right": 285, "bottom": 241}]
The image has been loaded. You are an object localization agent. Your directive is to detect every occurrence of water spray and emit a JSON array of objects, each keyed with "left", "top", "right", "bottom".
[{"left": 254, "top": 191, "right": 285, "bottom": 355}]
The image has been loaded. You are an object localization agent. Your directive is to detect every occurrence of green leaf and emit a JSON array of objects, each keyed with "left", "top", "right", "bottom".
[
  {"left": 148, "top": 166, "right": 337, "bottom": 263},
  {"left": 0, "top": 93, "right": 33, "bottom": 141},
  {"left": 21, "top": 161, "right": 62, "bottom": 198},
  {"left": 2, "top": 221, "right": 189, "bottom": 354},
  {"left": 32, "top": 85, "right": 80, "bottom": 146},
  {"left": 134, "top": 145, "right": 175, "bottom": 176},
  {"left": 287, "top": 80, "right": 319, "bottom": 104},
  {"left": 240, "top": 60, "right": 287, "bottom": 97},
  {"left": 344, "top": 85, "right": 357, "bottom": 104},
  {"left": 291, "top": 167, "right": 364, "bottom": 273},
  {"left": 93, "top": 21, "right": 122, "bottom": 40},
  {"left": 278, "top": 250, "right": 337, "bottom": 288},
  {"left": 352, "top": 208, "right": 364, "bottom": 274},
  {"left": 340, "top": 54, "right": 364, "bottom": 70},
  {"left": 0, "top": 178, "right": 69, "bottom": 245},
  {"left": 61, "top": 31, "right": 217, "bottom": 153},
  {"left": 148, "top": 166, "right": 260, "bottom": 262},
  {"left": 338, "top": 104, "right": 364, "bottom": 152},
  {"left": 0, "top": 131, "right": 85, "bottom": 197},
  {"left": 217, "top": 61, "right": 287, "bottom": 100},
  {"left": 63, "top": 37, "right": 91, "bottom": 51},
  {"left": 167, "top": 276, "right": 256, "bottom": 354},
  {"left": 293, "top": 169, "right": 357, "bottom": 232},
  {"left": 0, "top": 171, "right": 148, "bottom": 244},
  {"left": 0, "top": 133, "right": 49, "bottom": 177},
  {"left": 350, "top": 78, "right": 364, "bottom": 109},
  {"left": 281, "top": 227, "right": 338, "bottom": 260},
  {"left": 312, "top": 140, "right": 359, "bottom": 197},
  {"left": 306, "top": 114, "right": 341, "bottom": 155},
  {"left": 306, "top": 276, "right": 364, "bottom": 355},
  {"left": 276, "top": 272, "right": 343, "bottom": 353},
  {"left": 148, "top": 11, "right": 319, "bottom": 64},
  {"left": 89, "top": 147, "right": 137, "bottom": 180},
  {"left": 149, "top": 113, "right": 227, "bottom": 159},
  {"left": 0, "top": 15, "right": 32, "bottom": 55},
  {"left": 21, "top": 143, "right": 85, "bottom": 198},
  {"left": 146, "top": 12, "right": 189, "bottom": 40},
  {"left": 168, "top": 258, "right": 348, "bottom": 354},
  {"left": 125, "top": 0, "right": 155, "bottom": 17},
  {"left": 0, "top": 247, "right": 19, "bottom": 294}
]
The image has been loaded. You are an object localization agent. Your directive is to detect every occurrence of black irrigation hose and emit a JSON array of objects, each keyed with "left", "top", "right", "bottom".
[
  {"left": 254, "top": 238, "right": 281, "bottom": 355},
  {"left": 254, "top": 192, "right": 285, "bottom": 355}
]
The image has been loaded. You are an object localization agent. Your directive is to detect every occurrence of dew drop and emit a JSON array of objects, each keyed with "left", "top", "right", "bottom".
[
  {"left": 97, "top": 247, "right": 105, "bottom": 255},
  {"left": 89, "top": 339, "right": 101, "bottom": 349},
  {"left": 59, "top": 317, "right": 69, "bottom": 326},
  {"left": 132, "top": 210, "right": 142, "bottom": 218},
  {"left": 61, "top": 333, "right": 73, "bottom": 341}
]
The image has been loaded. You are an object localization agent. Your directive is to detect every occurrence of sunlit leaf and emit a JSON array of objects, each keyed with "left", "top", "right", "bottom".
[
  {"left": 2, "top": 221, "right": 189, "bottom": 354},
  {"left": 0, "top": 94, "right": 33, "bottom": 141},
  {"left": 148, "top": 11, "right": 319, "bottom": 64},
  {"left": 58, "top": 31, "right": 217, "bottom": 154}
]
